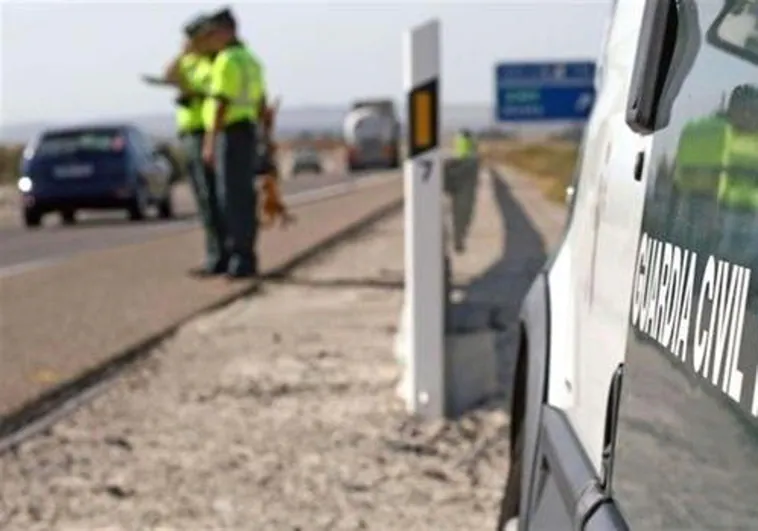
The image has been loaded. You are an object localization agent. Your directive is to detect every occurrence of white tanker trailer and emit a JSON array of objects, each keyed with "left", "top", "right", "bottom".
[{"left": 343, "top": 99, "right": 401, "bottom": 172}]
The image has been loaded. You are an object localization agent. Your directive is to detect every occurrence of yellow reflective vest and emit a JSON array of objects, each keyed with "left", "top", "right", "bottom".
[
  {"left": 203, "top": 43, "right": 266, "bottom": 129},
  {"left": 176, "top": 53, "right": 212, "bottom": 133}
]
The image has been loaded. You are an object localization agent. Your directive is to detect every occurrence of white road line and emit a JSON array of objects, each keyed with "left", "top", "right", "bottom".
[
  {"left": 0, "top": 171, "right": 399, "bottom": 279},
  {"left": 0, "top": 258, "right": 68, "bottom": 279}
]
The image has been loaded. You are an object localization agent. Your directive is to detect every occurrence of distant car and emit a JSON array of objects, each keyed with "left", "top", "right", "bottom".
[
  {"left": 291, "top": 147, "right": 323, "bottom": 176},
  {"left": 17, "top": 124, "right": 174, "bottom": 228}
]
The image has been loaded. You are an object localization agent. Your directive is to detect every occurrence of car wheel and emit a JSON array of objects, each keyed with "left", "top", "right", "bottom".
[
  {"left": 24, "top": 208, "right": 43, "bottom": 228},
  {"left": 157, "top": 193, "right": 174, "bottom": 220},
  {"left": 127, "top": 184, "right": 148, "bottom": 221},
  {"left": 61, "top": 209, "right": 77, "bottom": 225}
]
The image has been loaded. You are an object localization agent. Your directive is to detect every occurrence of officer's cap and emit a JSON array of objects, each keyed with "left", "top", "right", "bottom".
[
  {"left": 207, "top": 7, "right": 237, "bottom": 30},
  {"left": 183, "top": 14, "right": 212, "bottom": 38}
]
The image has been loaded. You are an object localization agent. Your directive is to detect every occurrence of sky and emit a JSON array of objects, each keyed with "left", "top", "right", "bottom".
[{"left": 0, "top": 0, "right": 613, "bottom": 127}]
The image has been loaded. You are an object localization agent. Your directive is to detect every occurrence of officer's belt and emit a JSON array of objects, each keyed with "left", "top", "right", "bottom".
[
  {"left": 179, "top": 127, "right": 205, "bottom": 137},
  {"left": 175, "top": 94, "right": 205, "bottom": 108},
  {"left": 225, "top": 119, "right": 257, "bottom": 130}
]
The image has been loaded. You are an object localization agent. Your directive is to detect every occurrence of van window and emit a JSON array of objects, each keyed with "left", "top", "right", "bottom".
[{"left": 615, "top": 1, "right": 758, "bottom": 529}]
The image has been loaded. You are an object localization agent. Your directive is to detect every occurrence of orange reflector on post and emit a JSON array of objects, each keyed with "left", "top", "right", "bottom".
[
  {"left": 407, "top": 78, "right": 439, "bottom": 158},
  {"left": 413, "top": 90, "right": 432, "bottom": 149}
]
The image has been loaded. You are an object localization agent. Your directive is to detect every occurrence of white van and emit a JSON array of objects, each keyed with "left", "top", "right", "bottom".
[{"left": 497, "top": 0, "right": 758, "bottom": 529}]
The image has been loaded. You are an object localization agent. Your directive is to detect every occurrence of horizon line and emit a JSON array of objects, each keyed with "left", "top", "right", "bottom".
[{"left": 1, "top": 101, "right": 495, "bottom": 129}]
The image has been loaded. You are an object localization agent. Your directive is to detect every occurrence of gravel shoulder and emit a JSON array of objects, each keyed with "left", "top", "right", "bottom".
[
  {"left": 0, "top": 214, "right": 510, "bottom": 531},
  {"left": 0, "top": 167, "right": 564, "bottom": 531}
]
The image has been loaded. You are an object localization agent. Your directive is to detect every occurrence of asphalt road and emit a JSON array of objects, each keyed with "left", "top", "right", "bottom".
[
  {"left": 0, "top": 172, "right": 402, "bottom": 419},
  {"left": 0, "top": 171, "right": 352, "bottom": 273}
]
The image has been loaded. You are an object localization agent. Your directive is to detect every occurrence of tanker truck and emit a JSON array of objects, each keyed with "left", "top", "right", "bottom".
[{"left": 343, "top": 99, "right": 401, "bottom": 172}]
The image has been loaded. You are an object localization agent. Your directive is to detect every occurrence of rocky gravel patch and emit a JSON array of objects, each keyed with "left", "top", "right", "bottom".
[{"left": 0, "top": 215, "right": 512, "bottom": 531}]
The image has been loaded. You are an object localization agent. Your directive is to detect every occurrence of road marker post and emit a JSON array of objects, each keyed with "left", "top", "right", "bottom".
[{"left": 401, "top": 19, "right": 444, "bottom": 419}]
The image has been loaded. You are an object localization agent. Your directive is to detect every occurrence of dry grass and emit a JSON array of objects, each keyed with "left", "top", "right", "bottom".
[
  {"left": 0, "top": 144, "right": 24, "bottom": 185},
  {"left": 479, "top": 139, "right": 579, "bottom": 203}
]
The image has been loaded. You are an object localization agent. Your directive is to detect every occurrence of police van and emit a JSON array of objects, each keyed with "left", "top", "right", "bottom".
[{"left": 497, "top": 0, "right": 758, "bottom": 529}]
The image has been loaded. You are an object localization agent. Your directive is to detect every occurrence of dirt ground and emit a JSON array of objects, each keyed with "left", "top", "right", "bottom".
[{"left": 0, "top": 212, "right": 511, "bottom": 531}]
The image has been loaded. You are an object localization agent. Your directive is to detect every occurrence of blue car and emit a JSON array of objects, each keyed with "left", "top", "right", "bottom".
[{"left": 17, "top": 123, "right": 175, "bottom": 228}]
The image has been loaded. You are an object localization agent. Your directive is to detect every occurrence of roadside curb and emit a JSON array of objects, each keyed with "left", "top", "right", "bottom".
[{"left": 0, "top": 194, "right": 404, "bottom": 453}]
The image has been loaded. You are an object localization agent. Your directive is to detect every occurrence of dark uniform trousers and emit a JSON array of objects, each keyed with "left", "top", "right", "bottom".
[
  {"left": 215, "top": 120, "right": 258, "bottom": 276},
  {"left": 181, "top": 130, "right": 226, "bottom": 272}
]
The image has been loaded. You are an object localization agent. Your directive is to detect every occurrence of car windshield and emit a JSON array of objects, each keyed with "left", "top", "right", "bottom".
[{"left": 33, "top": 129, "right": 124, "bottom": 157}]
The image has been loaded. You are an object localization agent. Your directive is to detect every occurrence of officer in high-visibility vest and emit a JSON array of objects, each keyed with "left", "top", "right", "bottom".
[
  {"left": 669, "top": 116, "right": 725, "bottom": 254},
  {"left": 448, "top": 128, "right": 479, "bottom": 253},
  {"left": 163, "top": 14, "right": 227, "bottom": 277},
  {"left": 453, "top": 128, "right": 477, "bottom": 158},
  {"left": 202, "top": 8, "right": 267, "bottom": 279},
  {"left": 670, "top": 84, "right": 758, "bottom": 263},
  {"left": 713, "top": 84, "right": 758, "bottom": 293}
]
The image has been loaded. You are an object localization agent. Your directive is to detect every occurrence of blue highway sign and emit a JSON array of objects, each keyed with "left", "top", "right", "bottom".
[{"left": 495, "top": 61, "right": 596, "bottom": 122}]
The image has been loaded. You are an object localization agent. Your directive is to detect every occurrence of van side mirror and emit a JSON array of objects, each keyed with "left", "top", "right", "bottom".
[{"left": 626, "top": 0, "right": 701, "bottom": 135}]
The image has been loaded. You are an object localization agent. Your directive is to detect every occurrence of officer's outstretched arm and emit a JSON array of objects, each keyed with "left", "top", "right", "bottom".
[
  {"left": 163, "top": 54, "right": 202, "bottom": 96},
  {"left": 163, "top": 56, "right": 184, "bottom": 86}
]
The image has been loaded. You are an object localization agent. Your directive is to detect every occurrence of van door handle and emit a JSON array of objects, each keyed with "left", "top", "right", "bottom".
[
  {"left": 601, "top": 363, "right": 625, "bottom": 495},
  {"left": 634, "top": 152, "right": 645, "bottom": 182}
]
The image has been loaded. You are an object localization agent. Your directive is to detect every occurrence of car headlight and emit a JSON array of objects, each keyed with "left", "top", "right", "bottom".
[
  {"left": 22, "top": 144, "right": 36, "bottom": 160},
  {"left": 17, "top": 176, "right": 33, "bottom": 193}
]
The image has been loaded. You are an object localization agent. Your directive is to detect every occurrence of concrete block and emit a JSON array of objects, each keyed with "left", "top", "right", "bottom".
[{"left": 444, "top": 330, "right": 498, "bottom": 418}]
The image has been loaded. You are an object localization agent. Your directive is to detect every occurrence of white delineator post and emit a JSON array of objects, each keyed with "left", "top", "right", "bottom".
[{"left": 401, "top": 19, "right": 444, "bottom": 419}]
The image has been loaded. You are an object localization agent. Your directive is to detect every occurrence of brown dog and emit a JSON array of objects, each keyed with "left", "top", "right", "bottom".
[{"left": 256, "top": 98, "right": 295, "bottom": 229}]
